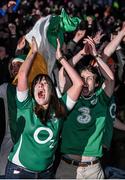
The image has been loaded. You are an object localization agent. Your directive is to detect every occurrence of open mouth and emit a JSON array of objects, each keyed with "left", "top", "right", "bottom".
[
  {"left": 38, "top": 91, "right": 45, "bottom": 98},
  {"left": 82, "top": 87, "right": 89, "bottom": 95}
]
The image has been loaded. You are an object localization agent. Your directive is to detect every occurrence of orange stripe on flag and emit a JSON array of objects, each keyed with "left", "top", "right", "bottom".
[{"left": 12, "top": 50, "right": 48, "bottom": 86}]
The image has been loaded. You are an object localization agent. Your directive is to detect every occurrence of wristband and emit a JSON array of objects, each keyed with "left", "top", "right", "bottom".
[
  {"left": 57, "top": 56, "right": 66, "bottom": 62},
  {"left": 94, "top": 54, "right": 101, "bottom": 59},
  {"left": 72, "top": 39, "right": 77, "bottom": 44},
  {"left": 81, "top": 53, "right": 85, "bottom": 57}
]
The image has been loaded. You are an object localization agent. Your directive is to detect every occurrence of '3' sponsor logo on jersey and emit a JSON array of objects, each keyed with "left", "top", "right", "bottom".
[{"left": 77, "top": 107, "right": 91, "bottom": 124}]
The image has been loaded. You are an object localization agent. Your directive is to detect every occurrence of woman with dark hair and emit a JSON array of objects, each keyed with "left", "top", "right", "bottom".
[
  {"left": 30, "top": 73, "right": 67, "bottom": 125},
  {"left": 5, "top": 37, "right": 83, "bottom": 179}
]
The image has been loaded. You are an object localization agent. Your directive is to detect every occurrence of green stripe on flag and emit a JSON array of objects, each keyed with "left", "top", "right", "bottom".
[
  {"left": 60, "top": 8, "right": 81, "bottom": 32},
  {"left": 47, "top": 8, "right": 81, "bottom": 49}
]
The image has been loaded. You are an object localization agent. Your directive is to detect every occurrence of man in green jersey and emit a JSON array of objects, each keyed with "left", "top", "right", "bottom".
[{"left": 56, "top": 37, "right": 115, "bottom": 179}]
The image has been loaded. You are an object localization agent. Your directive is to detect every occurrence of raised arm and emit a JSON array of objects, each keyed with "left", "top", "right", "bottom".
[
  {"left": 17, "top": 37, "right": 37, "bottom": 91},
  {"left": 65, "top": 29, "right": 86, "bottom": 59},
  {"left": 103, "top": 25, "right": 125, "bottom": 59},
  {"left": 56, "top": 39, "right": 83, "bottom": 101},
  {"left": 86, "top": 36, "right": 115, "bottom": 97},
  {"left": 15, "top": 36, "right": 26, "bottom": 56},
  {"left": 72, "top": 41, "right": 90, "bottom": 65},
  {"left": 58, "top": 28, "right": 87, "bottom": 93},
  {"left": 58, "top": 40, "right": 90, "bottom": 93},
  {"left": 58, "top": 36, "right": 105, "bottom": 93},
  {"left": 115, "top": 48, "right": 125, "bottom": 81}
]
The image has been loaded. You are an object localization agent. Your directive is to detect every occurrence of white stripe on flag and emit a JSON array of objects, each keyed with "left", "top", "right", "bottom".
[{"left": 25, "top": 15, "right": 56, "bottom": 75}]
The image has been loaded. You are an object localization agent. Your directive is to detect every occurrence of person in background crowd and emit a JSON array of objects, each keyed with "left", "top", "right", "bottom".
[
  {"left": 0, "top": 45, "right": 11, "bottom": 85},
  {"left": 0, "top": 54, "right": 25, "bottom": 178}
]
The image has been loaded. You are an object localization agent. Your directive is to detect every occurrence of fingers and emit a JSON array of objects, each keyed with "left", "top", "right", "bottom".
[
  {"left": 17, "top": 36, "right": 26, "bottom": 50},
  {"left": 32, "top": 36, "right": 37, "bottom": 45},
  {"left": 83, "top": 36, "right": 92, "bottom": 43},
  {"left": 57, "top": 38, "right": 60, "bottom": 49},
  {"left": 94, "top": 31, "right": 105, "bottom": 41},
  {"left": 82, "top": 36, "right": 97, "bottom": 56},
  {"left": 100, "top": 33, "right": 105, "bottom": 38},
  {"left": 77, "top": 30, "right": 85, "bottom": 37},
  {"left": 32, "top": 36, "right": 35, "bottom": 45},
  {"left": 84, "top": 36, "right": 95, "bottom": 47},
  {"left": 31, "top": 36, "right": 38, "bottom": 52},
  {"left": 8, "top": 1, "right": 16, "bottom": 7},
  {"left": 32, "top": 36, "right": 35, "bottom": 41},
  {"left": 56, "top": 38, "right": 63, "bottom": 60},
  {"left": 87, "top": 36, "right": 94, "bottom": 42}
]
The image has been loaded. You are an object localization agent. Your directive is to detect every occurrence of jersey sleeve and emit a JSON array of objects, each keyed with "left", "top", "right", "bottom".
[
  {"left": 61, "top": 93, "right": 76, "bottom": 111},
  {"left": 16, "top": 89, "right": 32, "bottom": 109},
  {"left": 97, "top": 88, "right": 111, "bottom": 106},
  {"left": 17, "top": 88, "right": 28, "bottom": 102}
]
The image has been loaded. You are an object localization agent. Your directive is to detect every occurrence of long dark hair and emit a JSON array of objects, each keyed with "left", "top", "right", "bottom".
[{"left": 31, "top": 74, "right": 67, "bottom": 124}]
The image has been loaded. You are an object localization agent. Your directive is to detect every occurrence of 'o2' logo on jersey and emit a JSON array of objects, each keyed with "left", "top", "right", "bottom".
[
  {"left": 33, "top": 127, "right": 54, "bottom": 148},
  {"left": 77, "top": 107, "right": 91, "bottom": 124},
  {"left": 109, "top": 103, "right": 116, "bottom": 119}
]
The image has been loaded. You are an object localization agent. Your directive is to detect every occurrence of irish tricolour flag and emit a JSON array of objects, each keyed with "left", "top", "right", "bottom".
[{"left": 24, "top": 9, "right": 81, "bottom": 83}]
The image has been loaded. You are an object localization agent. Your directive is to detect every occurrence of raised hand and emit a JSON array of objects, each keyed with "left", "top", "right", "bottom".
[
  {"left": 93, "top": 31, "right": 105, "bottom": 45},
  {"left": 73, "top": 29, "right": 86, "bottom": 43},
  {"left": 8, "top": 1, "right": 16, "bottom": 8},
  {"left": 17, "top": 36, "right": 26, "bottom": 50},
  {"left": 31, "top": 36, "right": 38, "bottom": 54},
  {"left": 56, "top": 38, "right": 63, "bottom": 60},
  {"left": 83, "top": 36, "right": 97, "bottom": 57},
  {"left": 8, "top": 23, "right": 16, "bottom": 35},
  {"left": 80, "top": 41, "right": 90, "bottom": 56}
]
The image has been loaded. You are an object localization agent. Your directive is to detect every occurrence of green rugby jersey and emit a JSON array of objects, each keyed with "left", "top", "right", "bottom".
[
  {"left": 7, "top": 84, "right": 17, "bottom": 143},
  {"left": 61, "top": 88, "right": 110, "bottom": 157},
  {"left": 9, "top": 92, "right": 67, "bottom": 172},
  {"left": 102, "top": 96, "right": 116, "bottom": 149}
]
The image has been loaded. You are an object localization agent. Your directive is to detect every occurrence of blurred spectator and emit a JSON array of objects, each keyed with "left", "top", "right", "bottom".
[{"left": 0, "top": 45, "right": 11, "bottom": 85}]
